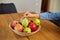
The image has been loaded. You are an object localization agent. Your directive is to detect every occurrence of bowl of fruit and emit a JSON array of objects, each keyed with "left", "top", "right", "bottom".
[{"left": 9, "top": 17, "right": 41, "bottom": 36}]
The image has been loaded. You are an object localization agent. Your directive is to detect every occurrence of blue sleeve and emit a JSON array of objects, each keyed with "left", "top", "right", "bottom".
[
  {"left": 40, "top": 12, "right": 60, "bottom": 20},
  {"left": 55, "top": 12, "right": 60, "bottom": 19}
]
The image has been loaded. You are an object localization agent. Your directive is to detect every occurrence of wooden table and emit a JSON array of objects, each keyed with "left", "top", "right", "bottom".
[{"left": 0, "top": 13, "right": 60, "bottom": 40}]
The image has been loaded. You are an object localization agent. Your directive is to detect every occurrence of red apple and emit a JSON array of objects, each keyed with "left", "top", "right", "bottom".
[
  {"left": 18, "top": 15, "right": 24, "bottom": 22},
  {"left": 14, "top": 23, "right": 24, "bottom": 32},
  {"left": 28, "top": 21, "right": 37, "bottom": 32},
  {"left": 11, "top": 21, "right": 18, "bottom": 29},
  {"left": 19, "top": 25, "right": 24, "bottom": 32}
]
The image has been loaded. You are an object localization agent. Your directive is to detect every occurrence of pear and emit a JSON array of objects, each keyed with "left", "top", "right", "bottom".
[
  {"left": 33, "top": 18, "right": 40, "bottom": 26},
  {"left": 21, "top": 18, "right": 29, "bottom": 27},
  {"left": 24, "top": 27, "right": 31, "bottom": 33}
]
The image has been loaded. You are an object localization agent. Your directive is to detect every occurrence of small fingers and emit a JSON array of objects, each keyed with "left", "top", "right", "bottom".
[{"left": 24, "top": 12, "right": 32, "bottom": 17}]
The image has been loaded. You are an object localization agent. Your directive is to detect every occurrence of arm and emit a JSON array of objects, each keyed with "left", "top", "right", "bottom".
[
  {"left": 30, "top": 14, "right": 39, "bottom": 18},
  {"left": 55, "top": 12, "right": 60, "bottom": 18},
  {"left": 40, "top": 12, "right": 60, "bottom": 20},
  {"left": 24, "top": 12, "right": 60, "bottom": 20}
]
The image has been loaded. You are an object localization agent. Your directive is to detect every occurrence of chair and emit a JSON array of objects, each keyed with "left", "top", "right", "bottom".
[
  {"left": 0, "top": 4, "right": 2, "bottom": 13},
  {"left": 0, "top": 3, "right": 17, "bottom": 14}
]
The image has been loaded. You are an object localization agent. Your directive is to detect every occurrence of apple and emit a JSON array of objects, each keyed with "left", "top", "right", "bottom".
[
  {"left": 21, "top": 18, "right": 29, "bottom": 27},
  {"left": 14, "top": 23, "right": 24, "bottom": 32},
  {"left": 11, "top": 21, "right": 18, "bottom": 29},
  {"left": 33, "top": 18, "right": 40, "bottom": 26},
  {"left": 18, "top": 15, "right": 24, "bottom": 22},
  {"left": 28, "top": 21, "right": 37, "bottom": 32},
  {"left": 24, "top": 27, "right": 31, "bottom": 33}
]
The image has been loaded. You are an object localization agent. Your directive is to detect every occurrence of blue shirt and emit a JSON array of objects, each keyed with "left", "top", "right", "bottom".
[{"left": 40, "top": 12, "right": 60, "bottom": 20}]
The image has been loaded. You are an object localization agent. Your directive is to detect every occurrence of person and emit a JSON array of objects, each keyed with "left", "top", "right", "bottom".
[{"left": 23, "top": 12, "right": 60, "bottom": 20}]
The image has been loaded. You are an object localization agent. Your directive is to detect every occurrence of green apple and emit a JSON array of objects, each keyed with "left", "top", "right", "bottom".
[
  {"left": 33, "top": 18, "right": 40, "bottom": 26},
  {"left": 24, "top": 27, "right": 31, "bottom": 33},
  {"left": 21, "top": 18, "right": 29, "bottom": 27}
]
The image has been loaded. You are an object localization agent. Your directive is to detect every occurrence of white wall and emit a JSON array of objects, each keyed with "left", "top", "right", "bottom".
[
  {"left": 48, "top": 0, "right": 60, "bottom": 12},
  {"left": 0, "top": 0, "right": 42, "bottom": 13}
]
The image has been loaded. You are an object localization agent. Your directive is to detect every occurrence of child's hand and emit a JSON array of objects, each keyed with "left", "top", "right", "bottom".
[{"left": 24, "top": 12, "right": 33, "bottom": 17}]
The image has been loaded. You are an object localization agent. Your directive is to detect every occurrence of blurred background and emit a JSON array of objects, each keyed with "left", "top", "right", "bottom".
[
  {"left": 0, "top": 0, "right": 60, "bottom": 13},
  {"left": 41, "top": 0, "right": 60, "bottom": 12},
  {"left": 0, "top": 0, "right": 42, "bottom": 13}
]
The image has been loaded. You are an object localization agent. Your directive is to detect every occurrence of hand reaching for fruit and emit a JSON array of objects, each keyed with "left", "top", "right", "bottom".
[
  {"left": 24, "top": 12, "right": 39, "bottom": 18},
  {"left": 24, "top": 12, "right": 33, "bottom": 18}
]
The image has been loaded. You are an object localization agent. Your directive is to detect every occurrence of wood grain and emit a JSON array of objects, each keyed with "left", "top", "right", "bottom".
[
  {"left": 0, "top": 13, "right": 60, "bottom": 40},
  {"left": 28, "top": 20, "right": 60, "bottom": 40},
  {"left": 0, "top": 13, "right": 28, "bottom": 40}
]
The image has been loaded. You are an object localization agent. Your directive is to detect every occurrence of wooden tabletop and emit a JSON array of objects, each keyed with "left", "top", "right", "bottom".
[{"left": 0, "top": 13, "right": 60, "bottom": 40}]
